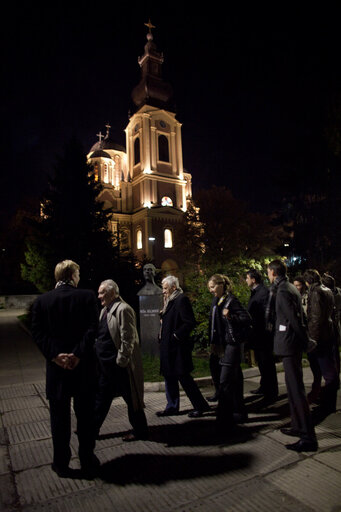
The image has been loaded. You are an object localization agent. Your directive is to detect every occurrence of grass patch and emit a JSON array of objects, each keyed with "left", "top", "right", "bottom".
[{"left": 142, "top": 353, "right": 212, "bottom": 382}]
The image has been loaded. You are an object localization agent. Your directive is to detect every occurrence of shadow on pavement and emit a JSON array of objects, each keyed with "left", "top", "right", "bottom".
[
  {"left": 147, "top": 419, "right": 256, "bottom": 447},
  {"left": 99, "top": 452, "right": 254, "bottom": 485}
]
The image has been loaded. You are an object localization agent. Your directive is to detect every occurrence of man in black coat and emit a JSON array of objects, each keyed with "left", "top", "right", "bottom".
[
  {"left": 157, "top": 275, "right": 209, "bottom": 418},
  {"left": 31, "top": 260, "right": 99, "bottom": 478},
  {"left": 267, "top": 260, "right": 317, "bottom": 452},
  {"left": 246, "top": 269, "right": 278, "bottom": 403},
  {"left": 304, "top": 269, "right": 338, "bottom": 414}
]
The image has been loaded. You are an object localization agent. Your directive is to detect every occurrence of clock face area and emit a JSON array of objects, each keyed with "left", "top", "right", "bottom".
[{"left": 161, "top": 196, "right": 173, "bottom": 207}]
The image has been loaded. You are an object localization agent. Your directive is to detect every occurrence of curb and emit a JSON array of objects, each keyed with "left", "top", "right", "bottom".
[{"left": 144, "top": 362, "right": 285, "bottom": 392}]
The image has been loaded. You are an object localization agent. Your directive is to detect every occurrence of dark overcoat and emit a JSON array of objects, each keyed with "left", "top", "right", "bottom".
[
  {"left": 31, "top": 284, "right": 98, "bottom": 399},
  {"left": 306, "top": 283, "right": 335, "bottom": 352},
  {"left": 273, "top": 277, "right": 308, "bottom": 357},
  {"left": 159, "top": 293, "right": 196, "bottom": 377},
  {"left": 247, "top": 283, "right": 272, "bottom": 349}
]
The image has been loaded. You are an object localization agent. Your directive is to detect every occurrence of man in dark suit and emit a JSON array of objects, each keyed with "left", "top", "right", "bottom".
[
  {"left": 246, "top": 269, "right": 278, "bottom": 403},
  {"left": 267, "top": 260, "right": 317, "bottom": 452},
  {"left": 157, "top": 275, "right": 210, "bottom": 418},
  {"left": 31, "top": 260, "right": 99, "bottom": 478}
]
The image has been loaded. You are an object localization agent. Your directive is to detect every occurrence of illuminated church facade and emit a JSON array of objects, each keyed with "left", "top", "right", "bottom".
[{"left": 87, "top": 22, "right": 192, "bottom": 274}]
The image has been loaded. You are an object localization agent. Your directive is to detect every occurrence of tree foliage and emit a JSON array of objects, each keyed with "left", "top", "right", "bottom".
[{"left": 176, "top": 186, "right": 284, "bottom": 268}]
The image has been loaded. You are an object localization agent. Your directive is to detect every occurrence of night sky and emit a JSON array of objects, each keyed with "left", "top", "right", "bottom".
[{"left": 2, "top": 4, "right": 340, "bottom": 222}]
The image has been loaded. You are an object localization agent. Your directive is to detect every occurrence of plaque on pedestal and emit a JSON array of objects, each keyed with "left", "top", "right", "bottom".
[{"left": 137, "top": 264, "right": 163, "bottom": 356}]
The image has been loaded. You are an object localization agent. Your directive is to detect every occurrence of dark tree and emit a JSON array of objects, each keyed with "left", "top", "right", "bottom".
[
  {"left": 21, "top": 137, "right": 120, "bottom": 292},
  {"left": 176, "top": 186, "right": 284, "bottom": 268}
]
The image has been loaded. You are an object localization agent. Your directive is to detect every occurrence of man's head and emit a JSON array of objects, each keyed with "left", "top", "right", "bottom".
[
  {"left": 293, "top": 275, "right": 306, "bottom": 294},
  {"left": 267, "top": 259, "right": 287, "bottom": 284},
  {"left": 54, "top": 260, "right": 80, "bottom": 287},
  {"left": 98, "top": 279, "right": 119, "bottom": 307},
  {"left": 143, "top": 263, "right": 156, "bottom": 282},
  {"left": 245, "top": 269, "right": 263, "bottom": 289},
  {"left": 162, "top": 275, "right": 179, "bottom": 299},
  {"left": 303, "top": 269, "right": 321, "bottom": 287},
  {"left": 321, "top": 273, "right": 335, "bottom": 291}
]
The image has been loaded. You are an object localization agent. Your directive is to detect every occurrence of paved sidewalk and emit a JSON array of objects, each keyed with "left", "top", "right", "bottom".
[{"left": 0, "top": 310, "right": 340, "bottom": 511}]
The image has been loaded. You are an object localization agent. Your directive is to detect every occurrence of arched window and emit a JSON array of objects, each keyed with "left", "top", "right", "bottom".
[
  {"left": 161, "top": 196, "right": 173, "bottom": 207},
  {"left": 103, "top": 163, "right": 109, "bottom": 183},
  {"left": 114, "top": 155, "right": 121, "bottom": 171},
  {"left": 134, "top": 138, "right": 140, "bottom": 165},
  {"left": 164, "top": 228, "right": 173, "bottom": 248},
  {"left": 94, "top": 163, "right": 99, "bottom": 182},
  {"left": 158, "top": 135, "right": 169, "bottom": 162},
  {"left": 137, "top": 229, "right": 143, "bottom": 250}
]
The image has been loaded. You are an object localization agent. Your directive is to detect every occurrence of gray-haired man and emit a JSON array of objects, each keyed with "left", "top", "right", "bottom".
[{"left": 94, "top": 280, "right": 148, "bottom": 441}]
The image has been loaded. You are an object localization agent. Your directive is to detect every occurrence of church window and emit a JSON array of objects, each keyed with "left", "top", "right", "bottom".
[
  {"left": 94, "top": 163, "right": 99, "bottom": 182},
  {"left": 161, "top": 196, "right": 173, "bottom": 207},
  {"left": 164, "top": 228, "right": 173, "bottom": 248},
  {"left": 158, "top": 135, "right": 169, "bottom": 162},
  {"left": 114, "top": 155, "right": 121, "bottom": 171},
  {"left": 134, "top": 138, "right": 140, "bottom": 165},
  {"left": 104, "top": 163, "right": 109, "bottom": 183},
  {"left": 137, "top": 229, "right": 143, "bottom": 250}
]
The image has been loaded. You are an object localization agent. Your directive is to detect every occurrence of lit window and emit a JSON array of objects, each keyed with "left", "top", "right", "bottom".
[
  {"left": 161, "top": 196, "right": 173, "bottom": 207},
  {"left": 94, "top": 163, "right": 99, "bottom": 182},
  {"left": 164, "top": 229, "right": 173, "bottom": 248},
  {"left": 104, "top": 163, "right": 109, "bottom": 183},
  {"left": 137, "top": 229, "right": 143, "bottom": 250}
]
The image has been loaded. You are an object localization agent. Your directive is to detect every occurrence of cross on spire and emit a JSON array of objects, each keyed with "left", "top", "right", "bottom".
[
  {"left": 105, "top": 123, "right": 111, "bottom": 137},
  {"left": 144, "top": 18, "right": 155, "bottom": 34},
  {"left": 96, "top": 131, "right": 103, "bottom": 143}
]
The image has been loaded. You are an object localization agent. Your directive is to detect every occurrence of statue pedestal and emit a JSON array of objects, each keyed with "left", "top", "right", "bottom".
[{"left": 138, "top": 294, "right": 163, "bottom": 357}]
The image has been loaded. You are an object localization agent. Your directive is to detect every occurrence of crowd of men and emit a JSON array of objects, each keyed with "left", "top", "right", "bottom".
[
  {"left": 246, "top": 261, "right": 340, "bottom": 452},
  {"left": 31, "top": 258, "right": 340, "bottom": 479}
]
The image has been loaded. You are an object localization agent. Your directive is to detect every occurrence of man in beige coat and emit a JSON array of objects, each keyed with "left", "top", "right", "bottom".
[{"left": 94, "top": 279, "right": 148, "bottom": 441}]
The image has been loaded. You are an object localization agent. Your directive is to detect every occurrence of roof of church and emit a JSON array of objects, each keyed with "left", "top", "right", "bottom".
[
  {"left": 90, "top": 128, "right": 126, "bottom": 154},
  {"left": 131, "top": 26, "right": 174, "bottom": 112},
  {"left": 89, "top": 149, "right": 112, "bottom": 159}
]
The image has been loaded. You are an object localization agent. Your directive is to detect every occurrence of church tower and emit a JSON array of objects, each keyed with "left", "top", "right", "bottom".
[{"left": 88, "top": 21, "right": 192, "bottom": 273}]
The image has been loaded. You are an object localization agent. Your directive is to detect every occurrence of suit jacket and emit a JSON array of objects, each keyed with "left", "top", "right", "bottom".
[
  {"left": 159, "top": 293, "right": 196, "bottom": 377},
  {"left": 273, "top": 277, "right": 308, "bottom": 357},
  {"left": 31, "top": 284, "right": 98, "bottom": 399},
  {"left": 247, "top": 283, "right": 272, "bottom": 349},
  {"left": 97, "top": 298, "right": 145, "bottom": 411}
]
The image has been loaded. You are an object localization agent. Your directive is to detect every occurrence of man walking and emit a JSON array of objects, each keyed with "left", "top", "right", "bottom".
[
  {"left": 94, "top": 280, "right": 148, "bottom": 441},
  {"left": 267, "top": 260, "right": 317, "bottom": 452},
  {"left": 157, "top": 275, "right": 210, "bottom": 418},
  {"left": 31, "top": 260, "right": 100, "bottom": 478},
  {"left": 303, "top": 269, "right": 338, "bottom": 415},
  {"left": 246, "top": 269, "right": 278, "bottom": 403}
]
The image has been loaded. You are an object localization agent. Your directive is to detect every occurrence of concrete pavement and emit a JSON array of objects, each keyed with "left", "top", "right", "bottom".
[{"left": 0, "top": 309, "right": 340, "bottom": 511}]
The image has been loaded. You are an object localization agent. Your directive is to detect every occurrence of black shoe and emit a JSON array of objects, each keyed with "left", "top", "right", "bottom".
[
  {"left": 188, "top": 404, "right": 210, "bottom": 418},
  {"left": 280, "top": 427, "right": 301, "bottom": 437},
  {"left": 156, "top": 408, "right": 179, "bottom": 417},
  {"left": 51, "top": 464, "right": 76, "bottom": 478},
  {"left": 286, "top": 439, "right": 318, "bottom": 452},
  {"left": 250, "top": 388, "right": 264, "bottom": 395},
  {"left": 207, "top": 393, "right": 219, "bottom": 402},
  {"left": 188, "top": 410, "right": 203, "bottom": 418}
]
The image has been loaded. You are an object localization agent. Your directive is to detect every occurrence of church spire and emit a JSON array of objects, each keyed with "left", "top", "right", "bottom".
[{"left": 131, "top": 20, "right": 174, "bottom": 112}]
